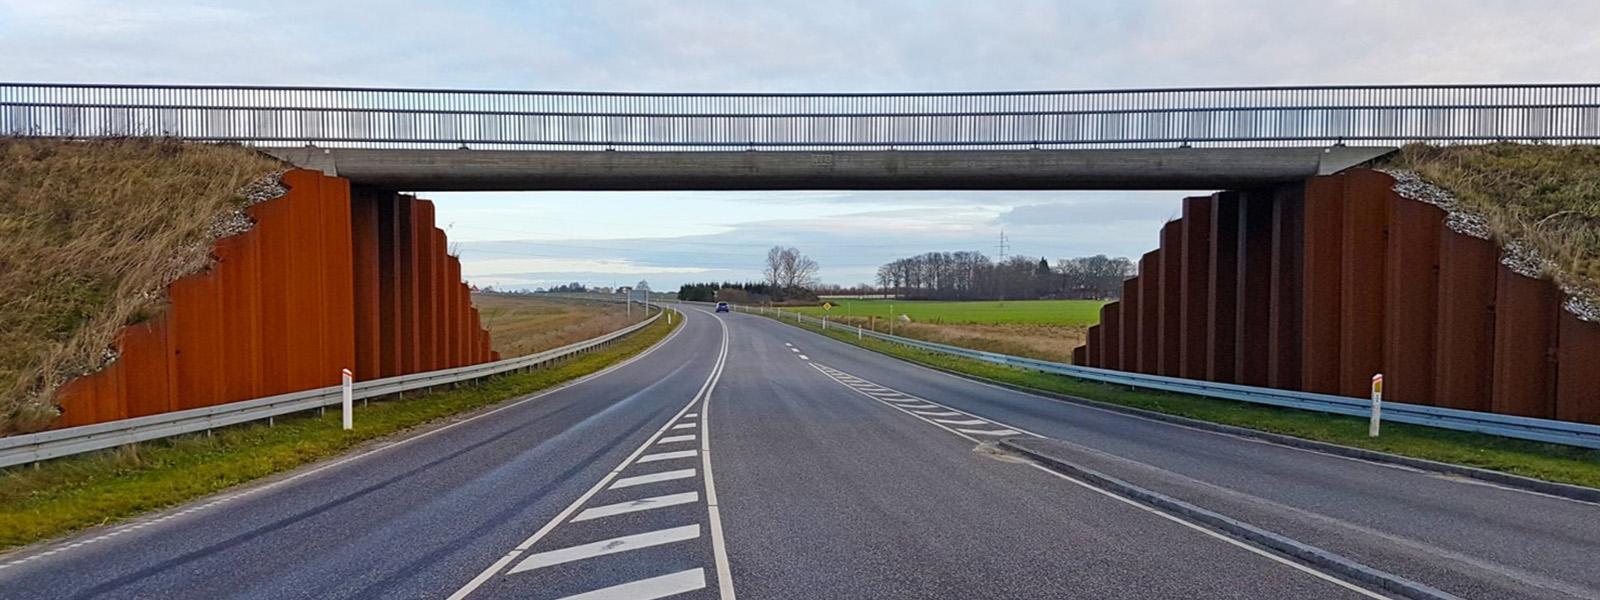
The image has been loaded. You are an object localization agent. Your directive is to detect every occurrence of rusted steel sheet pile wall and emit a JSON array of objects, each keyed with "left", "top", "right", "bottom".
[
  {"left": 1077, "top": 169, "right": 1600, "bottom": 424},
  {"left": 51, "top": 170, "right": 495, "bottom": 429}
]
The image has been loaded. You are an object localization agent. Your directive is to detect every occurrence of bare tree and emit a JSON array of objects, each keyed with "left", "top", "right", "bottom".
[{"left": 764, "top": 246, "right": 819, "bottom": 289}]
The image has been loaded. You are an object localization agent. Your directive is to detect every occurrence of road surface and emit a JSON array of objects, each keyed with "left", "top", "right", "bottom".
[{"left": 1, "top": 306, "right": 1596, "bottom": 599}]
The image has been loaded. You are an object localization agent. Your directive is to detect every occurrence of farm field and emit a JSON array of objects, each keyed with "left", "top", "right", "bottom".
[
  {"left": 795, "top": 298, "right": 1105, "bottom": 325},
  {"left": 785, "top": 298, "right": 1107, "bottom": 363}
]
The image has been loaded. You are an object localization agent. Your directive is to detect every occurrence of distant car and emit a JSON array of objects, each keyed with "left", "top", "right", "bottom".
[{"left": 715, "top": 302, "right": 730, "bottom": 313}]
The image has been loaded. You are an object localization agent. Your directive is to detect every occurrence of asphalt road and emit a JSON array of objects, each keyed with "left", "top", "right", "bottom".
[{"left": 1, "top": 305, "right": 1595, "bottom": 599}]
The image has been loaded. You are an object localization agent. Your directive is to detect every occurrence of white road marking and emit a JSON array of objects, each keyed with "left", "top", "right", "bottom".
[
  {"left": 1, "top": 310, "right": 690, "bottom": 576},
  {"left": 508, "top": 525, "right": 701, "bottom": 574},
  {"left": 809, "top": 363, "right": 1384, "bottom": 599},
  {"left": 656, "top": 434, "right": 696, "bottom": 444},
  {"left": 913, "top": 410, "right": 962, "bottom": 416},
  {"left": 450, "top": 310, "right": 720, "bottom": 600},
  {"left": 789, "top": 348, "right": 799, "bottom": 352},
  {"left": 784, "top": 343, "right": 792, "bottom": 347},
  {"left": 557, "top": 569, "right": 707, "bottom": 600},
  {"left": 896, "top": 403, "right": 940, "bottom": 409},
  {"left": 610, "top": 469, "right": 697, "bottom": 490},
  {"left": 933, "top": 418, "right": 990, "bottom": 426},
  {"left": 671, "top": 423, "right": 697, "bottom": 430},
  {"left": 956, "top": 428, "right": 1021, "bottom": 436},
  {"left": 572, "top": 492, "right": 700, "bottom": 522},
  {"left": 637, "top": 450, "right": 699, "bottom": 463},
  {"left": 684, "top": 413, "right": 698, "bottom": 418},
  {"left": 798, "top": 355, "right": 809, "bottom": 360},
  {"left": 696, "top": 308, "right": 738, "bottom": 600}
]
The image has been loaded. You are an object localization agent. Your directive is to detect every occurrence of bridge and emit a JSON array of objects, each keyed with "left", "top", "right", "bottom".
[{"left": 7, "top": 83, "right": 1600, "bottom": 189}]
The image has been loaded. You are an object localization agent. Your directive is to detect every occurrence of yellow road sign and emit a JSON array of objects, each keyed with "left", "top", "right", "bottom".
[{"left": 822, "top": 302, "right": 833, "bottom": 311}]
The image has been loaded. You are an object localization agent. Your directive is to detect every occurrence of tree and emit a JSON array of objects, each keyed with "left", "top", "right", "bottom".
[{"left": 763, "top": 246, "right": 819, "bottom": 289}]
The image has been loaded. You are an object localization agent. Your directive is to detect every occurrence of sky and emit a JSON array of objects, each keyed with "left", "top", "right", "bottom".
[{"left": 5, "top": 0, "right": 1599, "bottom": 289}]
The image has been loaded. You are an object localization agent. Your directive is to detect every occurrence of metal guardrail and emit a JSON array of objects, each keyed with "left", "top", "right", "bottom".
[
  {"left": 731, "top": 304, "right": 1600, "bottom": 450},
  {"left": 5, "top": 83, "right": 1600, "bottom": 150},
  {"left": 0, "top": 312, "right": 663, "bottom": 469}
]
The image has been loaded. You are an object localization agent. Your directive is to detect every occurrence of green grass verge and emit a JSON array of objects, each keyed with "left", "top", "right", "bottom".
[
  {"left": 0, "top": 312, "right": 679, "bottom": 552},
  {"left": 797, "top": 298, "right": 1105, "bottom": 325},
  {"left": 764, "top": 311, "right": 1600, "bottom": 490}
]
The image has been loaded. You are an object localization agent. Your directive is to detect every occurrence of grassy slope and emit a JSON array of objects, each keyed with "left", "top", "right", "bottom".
[
  {"left": 473, "top": 293, "right": 637, "bottom": 357},
  {"left": 798, "top": 298, "right": 1105, "bottom": 325},
  {"left": 0, "top": 311, "right": 678, "bottom": 551},
  {"left": 0, "top": 139, "right": 282, "bottom": 434},
  {"left": 1385, "top": 143, "right": 1600, "bottom": 300},
  {"left": 762, "top": 311, "right": 1600, "bottom": 489}
]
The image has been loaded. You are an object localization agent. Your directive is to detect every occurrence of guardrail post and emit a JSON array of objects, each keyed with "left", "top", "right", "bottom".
[
  {"left": 858, "top": 325, "right": 863, "bottom": 340},
  {"left": 1370, "top": 373, "right": 1383, "bottom": 437},
  {"left": 342, "top": 368, "right": 354, "bottom": 430}
]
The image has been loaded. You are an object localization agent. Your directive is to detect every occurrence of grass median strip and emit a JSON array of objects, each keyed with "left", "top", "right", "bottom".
[
  {"left": 764, "top": 311, "right": 1600, "bottom": 491},
  {"left": 0, "top": 312, "right": 678, "bottom": 552}
]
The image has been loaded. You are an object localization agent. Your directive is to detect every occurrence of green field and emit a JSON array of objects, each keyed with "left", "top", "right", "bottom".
[{"left": 795, "top": 298, "right": 1105, "bottom": 325}]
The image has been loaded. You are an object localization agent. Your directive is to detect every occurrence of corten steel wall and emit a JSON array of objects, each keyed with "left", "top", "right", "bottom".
[
  {"left": 1074, "top": 168, "right": 1600, "bottom": 425},
  {"left": 1137, "top": 251, "right": 1161, "bottom": 375},
  {"left": 1156, "top": 223, "right": 1183, "bottom": 377},
  {"left": 50, "top": 170, "right": 496, "bottom": 429}
]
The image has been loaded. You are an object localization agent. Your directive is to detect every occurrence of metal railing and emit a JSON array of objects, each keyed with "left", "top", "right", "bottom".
[
  {"left": 0, "top": 312, "right": 664, "bottom": 469},
  {"left": 729, "top": 304, "right": 1600, "bottom": 450},
  {"left": 5, "top": 83, "right": 1600, "bottom": 150}
]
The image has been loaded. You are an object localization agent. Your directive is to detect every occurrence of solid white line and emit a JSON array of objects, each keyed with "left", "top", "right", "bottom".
[
  {"left": 610, "top": 469, "right": 697, "bottom": 490},
  {"left": 2, "top": 309, "right": 689, "bottom": 577},
  {"left": 507, "top": 525, "right": 701, "bottom": 574},
  {"left": 690, "top": 306, "right": 738, "bottom": 600},
  {"left": 671, "top": 423, "right": 697, "bottom": 430},
  {"left": 637, "top": 450, "right": 699, "bottom": 463},
  {"left": 1025, "top": 464, "right": 1387, "bottom": 599},
  {"left": 557, "top": 569, "right": 707, "bottom": 600},
  {"left": 656, "top": 434, "right": 696, "bottom": 445},
  {"left": 572, "top": 492, "right": 700, "bottom": 522},
  {"left": 806, "top": 361, "right": 1382, "bottom": 599},
  {"left": 448, "top": 313, "right": 709, "bottom": 600},
  {"left": 933, "top": 418, "right": 990, "bottom": 426},
  {"left": 956, "top": 428, "right": 1021, "bottom": 436}
]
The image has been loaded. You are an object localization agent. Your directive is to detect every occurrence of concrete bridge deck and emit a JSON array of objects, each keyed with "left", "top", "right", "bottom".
[{"left": 265, "top": 146, "right": 1394, "bottom": 191}]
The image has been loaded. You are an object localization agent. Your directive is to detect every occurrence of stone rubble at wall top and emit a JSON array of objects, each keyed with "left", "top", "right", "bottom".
[{"left": 1378, "top": 167, "right": 1600, "bottom": 323}]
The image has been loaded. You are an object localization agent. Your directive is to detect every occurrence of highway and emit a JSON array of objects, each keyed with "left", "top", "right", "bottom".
[{"left": 1, "top": 306, "right": 1596, "bottom": 599}]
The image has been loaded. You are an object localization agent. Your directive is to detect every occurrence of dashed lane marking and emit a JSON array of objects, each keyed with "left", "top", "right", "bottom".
[
  {"left": 572, "top": 492, "right": 701, "bottom": 523},
  {"left": 507, "top": 525, "right": 701, "bottom": 574}
]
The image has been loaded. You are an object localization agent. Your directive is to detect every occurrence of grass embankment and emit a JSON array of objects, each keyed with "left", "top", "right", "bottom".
[
  {"left": 793, "top": 298, "right": 1104, "bottom": 363},
  {"left": 762, "top": 310, "right": 1600, "bottom": 490},
  {"left": 0, "top": 311, "right": 678, "bottom": 552},
  {"left": 1385, "top": 144, "right": 1600, "bottom": 300},
  {"left": 474, "top": 293, "right": 638, "bottom": 357},
  {"left": 0, "top": 139, "right": 283, "bottom": 434}
]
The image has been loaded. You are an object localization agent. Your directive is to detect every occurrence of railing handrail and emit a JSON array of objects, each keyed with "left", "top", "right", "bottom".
[
  {"left": 0, "top": 311, "right": 663, "bottom": 469},
  {"left": 723, "top": 302, "right": 1600, "bottom": 450},
  {"left": 7, "top": 82, "right": 1600, "bottom": 150}
]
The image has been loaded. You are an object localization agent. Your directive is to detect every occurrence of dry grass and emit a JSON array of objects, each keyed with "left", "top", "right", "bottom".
[
  {"left": 823, "top": 316, "right": 1085, "bottom": 363},
  {"left": 473, "top": 294, "right": 640, "bottom": 357},
  {"left": 0, "top": 139, "right": 281, "bottom": 434},
  {"left": 1384, "top": 144, "right": 1600, "bottom": 300}
]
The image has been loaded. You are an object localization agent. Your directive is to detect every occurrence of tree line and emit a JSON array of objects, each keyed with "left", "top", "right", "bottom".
[
  {"left": 676, "top": 281, "right": 820, "bottom": 304},
  {"left": 875, "top": 252, "right": 1135, "bottom": 300}
]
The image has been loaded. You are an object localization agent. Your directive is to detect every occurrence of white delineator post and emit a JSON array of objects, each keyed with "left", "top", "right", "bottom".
[
  {"left": 1369, "top": 373, "right": 1383, "bottom": 437},
  {"left": 342, "top": 368, "right": 355, "bottom": 431}
]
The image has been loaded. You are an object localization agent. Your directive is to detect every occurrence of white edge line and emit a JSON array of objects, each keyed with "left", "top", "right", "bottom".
[
  {"left": 694, "top": 307, "right": 738, "bottom": 600},
  {"left": 810, "top": 362, "right": 1384, "bottom": 600},
  {"left": 0, "top": 311, "right": 688, "bottom": 573},
  {"left": 448, "top": 311, "right": 704, "bottom": 600}
]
